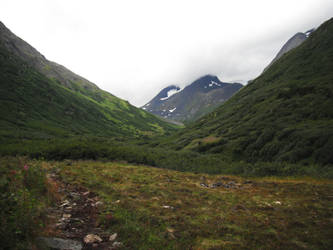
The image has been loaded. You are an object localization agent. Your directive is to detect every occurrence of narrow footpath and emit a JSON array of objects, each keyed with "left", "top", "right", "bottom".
[{"left": 37, "top": 170, "right": 123, "bottom": 250}]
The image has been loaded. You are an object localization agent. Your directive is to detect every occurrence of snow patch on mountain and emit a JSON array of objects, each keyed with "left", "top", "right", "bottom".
[
  {"left": 160, "top": 88, "right": 182, "bottom": 100},
  {"left": 305, "top": 28, "right": 315, "bottom": 38},
  {"left": 169, "top": 107, "right": 177, "bottom": 113},
  {"left": 208, "top": 81, "right": 221, "bottom": 87}
]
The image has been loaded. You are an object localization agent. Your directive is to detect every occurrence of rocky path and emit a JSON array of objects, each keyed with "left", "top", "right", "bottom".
[{"left": 37, "top": 171, "right": 123, "bottom": 250}]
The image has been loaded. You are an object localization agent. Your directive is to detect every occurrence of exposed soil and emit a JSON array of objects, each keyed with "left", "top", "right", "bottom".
[{"left": 42, "top": 170, "right": 121, "bottom": 250}]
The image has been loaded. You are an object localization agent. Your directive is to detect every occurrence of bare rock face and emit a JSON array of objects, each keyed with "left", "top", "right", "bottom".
[{"left": 264, "top": 29, "right": 314, "bottom": 71}]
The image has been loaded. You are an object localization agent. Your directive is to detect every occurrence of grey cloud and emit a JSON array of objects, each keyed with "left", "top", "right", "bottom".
[{"left": 1, "top": 0, "right": 332, "bottom": 106}]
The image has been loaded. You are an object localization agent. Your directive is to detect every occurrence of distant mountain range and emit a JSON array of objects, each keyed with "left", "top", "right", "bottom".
[
  {"left": 142, "top": 75, "right": 243, "bottom": 123},
  {"left": 0, "top": 21, "right": 176, "bottom": 141},
  {"left": 161, "top": 18, "right": 333, "bottom": 165}
]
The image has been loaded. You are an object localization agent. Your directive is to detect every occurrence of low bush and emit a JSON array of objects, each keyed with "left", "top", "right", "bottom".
[{"left": 0, "top": 157, "right": 51, "bottom": 249}]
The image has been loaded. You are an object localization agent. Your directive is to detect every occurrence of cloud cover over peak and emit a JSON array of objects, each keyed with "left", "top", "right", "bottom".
[{"left": 1, "top": 0, "right": 332, "bottom": 106}]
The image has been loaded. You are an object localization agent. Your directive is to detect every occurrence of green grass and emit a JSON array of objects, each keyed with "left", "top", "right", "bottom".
[{"left": 53, "top": 160, "right": 333, "bottom": 249}]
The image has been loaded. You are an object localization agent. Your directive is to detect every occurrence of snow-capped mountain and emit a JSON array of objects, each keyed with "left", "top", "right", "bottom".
[
  {"left": 142, "top": 75, "right": 243, "bottom": 122},
  {"left": 142, "top": 85, "right": 181, "bottom": 112}
]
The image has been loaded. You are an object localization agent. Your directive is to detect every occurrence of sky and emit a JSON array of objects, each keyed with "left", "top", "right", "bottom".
[{"left": 1, "top": 0, "right": 333, "bottom": 106}]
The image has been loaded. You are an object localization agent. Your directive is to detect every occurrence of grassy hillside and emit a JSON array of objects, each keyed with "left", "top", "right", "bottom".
[
  {"left": 0, "top": 42, "right": 177, "bottom": 142},
  {"left": 159, "top": 18, "right": 333, "bottom": 166}
]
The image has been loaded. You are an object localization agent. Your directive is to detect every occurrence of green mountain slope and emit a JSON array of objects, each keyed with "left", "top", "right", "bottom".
[
  {"left": 162, "top": 18, "right": 333, "bottom": 165},
  {"left": 0, "top": 21, "right": 98, "bottom": 91},
  {"left": 0, "top": 22, "right": 176, "bottom": 142}
]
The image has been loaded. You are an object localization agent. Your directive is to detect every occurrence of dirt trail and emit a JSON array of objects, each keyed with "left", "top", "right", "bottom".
[{"left": 39, "top": 170, "right": 122, "bottom": 250}]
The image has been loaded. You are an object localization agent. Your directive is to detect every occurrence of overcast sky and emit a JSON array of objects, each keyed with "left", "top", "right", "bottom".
[{"left": 1, "top": 0, "right": 332, "bottom": 106}]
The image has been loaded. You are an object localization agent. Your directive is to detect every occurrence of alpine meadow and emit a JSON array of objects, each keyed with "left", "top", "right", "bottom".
[{"left": 0, "top": 7, "right": 332, "bottom": 250}]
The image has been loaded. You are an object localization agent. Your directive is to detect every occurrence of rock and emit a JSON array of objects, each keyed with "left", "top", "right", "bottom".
[
  {"left": 37, "top": 237, "right": 82, "bottom": 250},
  {"left": 55, "top": 222, "right": 66, "bottom": 229},
  {"left": 200, "top": 183, "right": 209, "bottom": 188},
  {"left": 166, "top": 228, "right": 175, "bottom": 233},
  {"left": 211, "top": 182, "right": 222, "bottom": 188},
  {"left": 84, "top": 234, "right": 103, "bottom": 244},
  {"left": 273, "top": 201, "right": 282, "bottom": 205},
  {"left": 70, "top": 192, "right": 81, "bottom": 200},
  {"left": 162, "top": 205, "right": 174, "bottom": 209},
  {"left": 93, "top": 201, "right": 103, "bottom": 207},
  {"left": 109, "top": 233, "right": 118, "bottom": 241},
  {"left": 112, "top": 241, "right": 123, "bottom": 248},
  {"left": 60, "top": 200, "right": 70, "bottom": 207}
]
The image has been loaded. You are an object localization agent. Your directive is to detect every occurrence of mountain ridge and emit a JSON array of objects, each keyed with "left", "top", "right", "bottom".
[
  {"left": 142, "top": 74, "right": 242, "bottom": 122},
  {"left": 0, "top": 21, "right": 98, "bottom": 91}
]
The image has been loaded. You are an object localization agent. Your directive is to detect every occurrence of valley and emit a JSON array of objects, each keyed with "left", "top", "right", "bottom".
[{"left": 0, "top": 10, "right": 332, "bottom": 250}]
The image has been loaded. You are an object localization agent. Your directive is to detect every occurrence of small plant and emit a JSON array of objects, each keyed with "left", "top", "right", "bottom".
[{"left": 0, "top": 157, "right": 50, "bottom": 249}]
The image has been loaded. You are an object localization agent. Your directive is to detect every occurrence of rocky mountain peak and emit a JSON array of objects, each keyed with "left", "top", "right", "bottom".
[
  {"left": 264, "top": 28, "right": 314, "bottom": 71},
  {"left": 142, "top": 74, "right": 242, "bottom": 122}
]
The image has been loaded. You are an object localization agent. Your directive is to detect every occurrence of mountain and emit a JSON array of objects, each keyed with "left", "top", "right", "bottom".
[
  {"left": 0, "top": 21, "right": 177, "bottom": 142},
  {"left": 264, "top": 29, "right": 314, "bottom": 71},
  {"left": 142, "top": 85, "right": 181, "bottom": 112},
  {"left": 0, "top": 21, "right": 98, "bottom": 91},
  {"left": 160, "top": 18, "right": 333, "bottom": 165},
  {"left": 142, "top": 75, "right": 243, "bottom": 122}
]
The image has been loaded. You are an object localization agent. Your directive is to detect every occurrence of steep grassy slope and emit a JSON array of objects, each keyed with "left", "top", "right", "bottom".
[
  {"left": 0, "top": 21, "right": 98, "bottom": 91},
  {"left": 160, "top": 18, "right": 333, "bottom": 166},
  {"left": 0, "top": 39, "right": 176, "bottom": 142}
]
